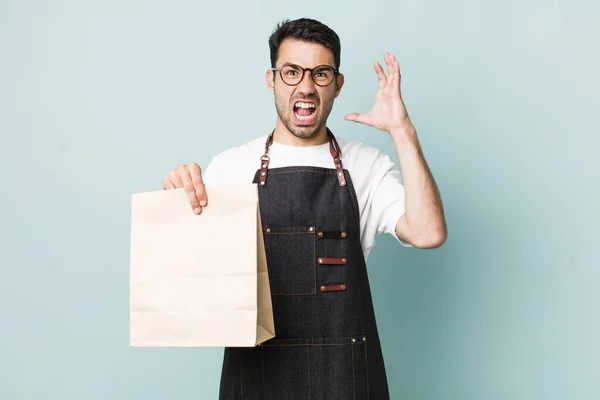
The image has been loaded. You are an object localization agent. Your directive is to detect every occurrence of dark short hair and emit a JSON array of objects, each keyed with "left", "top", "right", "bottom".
[{"left": 268, "top": 18, "right": 341, "bottom": 70}]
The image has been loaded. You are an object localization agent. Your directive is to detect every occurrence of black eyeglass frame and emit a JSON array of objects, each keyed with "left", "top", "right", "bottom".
[{"left": 270, "top": 63, "right": 340, "bottom": 87}]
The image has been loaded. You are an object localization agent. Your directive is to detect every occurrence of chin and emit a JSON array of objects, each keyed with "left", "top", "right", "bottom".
[
  {"left": 283, "top": 118, "right": 319, "bottom": 139},
  {"left": 291, "top": 129, "right": 318, "bottom": 139}
]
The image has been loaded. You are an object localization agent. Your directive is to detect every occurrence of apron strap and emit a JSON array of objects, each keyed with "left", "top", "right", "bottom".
[
  {"left": 258, "top": 132, "right": 273, "bottom": 187},
  {"left": 259, "top": 129, "right": 346, "bottom": 187},
  {"left": 327, "top": 128, "right": 347, "bottom": 187}
]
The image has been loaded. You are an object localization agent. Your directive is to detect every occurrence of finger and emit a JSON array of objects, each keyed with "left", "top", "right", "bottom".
[
  {"left": 162, "top": 176, "right": 176, "bottom": 190},
  {"left": 189, "top": 164, "right": 207, "bottom": 207},
  {"left": 390, "top": 54, "right": 400, "bottom": 89},
  {"left": 384, "top": 52, "right": 394, "bottom": 86},
  {"left": 384, "top": 52, "right": 391, "bottom": 73},
  {"left": 169, "top": 169, "right": 184, "bottom": 188},
  {"left": 373, "top": 61, "right": 386, "bottom": 88},
  {"left": 344, "top": 112, "right": 373, "bottom": 126},
  {"left": 393, "top": 54, "right": 401, "bottom": 77},
  {"left": 180, "top": 169, "right": 202, "bottom": 214},
  {"left": 172, "top": 166, "right": 200, "bottom": 214},
  {"left": 391, "top": 55, "right": 399, "bottom": 75}
]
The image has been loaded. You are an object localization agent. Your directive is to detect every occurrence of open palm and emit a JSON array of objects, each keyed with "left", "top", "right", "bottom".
[{"left": 345, "top": 52, "right": 410, "bottom": 132}]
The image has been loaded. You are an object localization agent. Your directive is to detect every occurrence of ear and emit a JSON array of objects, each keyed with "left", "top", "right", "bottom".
[
  {"left": 334, "top": 73, "right": 345, "bottom": 98},
  {"left": 266, "top": 69, "right": 275, "bottom": 94}
]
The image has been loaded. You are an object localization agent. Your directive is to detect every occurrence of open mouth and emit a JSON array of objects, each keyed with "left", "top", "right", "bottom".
[{"left": 293, "top": 101, "right": 317, "bottom": 124}]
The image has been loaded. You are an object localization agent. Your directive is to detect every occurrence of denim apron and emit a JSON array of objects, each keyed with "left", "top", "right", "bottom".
[{"left": 218, "top": 129, "right": 390, "bottom": 399}]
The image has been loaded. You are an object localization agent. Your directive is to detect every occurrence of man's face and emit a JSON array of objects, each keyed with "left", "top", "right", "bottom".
[{"left": 267, "top": 39, "right": 344, "bottom": 139}]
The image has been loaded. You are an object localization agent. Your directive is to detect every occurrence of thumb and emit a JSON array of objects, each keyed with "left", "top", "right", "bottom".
[{"left": 344, "top": 112, "right": 372, "bottom": 125}]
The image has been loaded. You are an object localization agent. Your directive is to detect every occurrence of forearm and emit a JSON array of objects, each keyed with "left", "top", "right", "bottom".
[{"left": 390, "top": 122, "right": 447, "bottom": 248}]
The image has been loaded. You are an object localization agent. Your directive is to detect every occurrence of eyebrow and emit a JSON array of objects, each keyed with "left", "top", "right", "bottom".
[{"left": 280, "top": 62, "right": 335, "bottom": 69}]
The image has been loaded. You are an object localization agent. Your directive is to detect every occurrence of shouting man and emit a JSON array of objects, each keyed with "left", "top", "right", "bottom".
[{"left": 162, "top": 18, "right": 447, "bottom": 400}]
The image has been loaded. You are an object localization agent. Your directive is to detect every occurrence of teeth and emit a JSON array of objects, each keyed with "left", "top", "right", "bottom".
[{"left": 294, "top": 102, "right": 316, "bottom": 109}]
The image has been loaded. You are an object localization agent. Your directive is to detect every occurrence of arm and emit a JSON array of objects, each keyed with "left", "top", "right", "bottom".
[
  {"left": 390, "top": 125, "right": 446, "bottom": 248},
  {"left": 345, "top": 52, "right": 447, "bottom": 248}
]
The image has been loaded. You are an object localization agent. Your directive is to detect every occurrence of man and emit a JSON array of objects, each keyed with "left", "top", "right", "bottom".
[{"left": 162, "top": 18, "right": 446, "bottom": 400}]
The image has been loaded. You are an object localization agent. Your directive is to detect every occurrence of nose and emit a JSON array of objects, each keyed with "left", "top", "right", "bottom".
[{"left": 296, "top": 69, "right": 316, "bottom": 95}]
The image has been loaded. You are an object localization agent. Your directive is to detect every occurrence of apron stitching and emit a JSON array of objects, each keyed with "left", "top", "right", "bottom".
[
  {"left": 365, "top": 338, "right": 370, "bottom": 400},
  {"left": 261, "top": 345, "right": 265, "bottom": 399},
  {"left": 267, "top": 170, "right": 332, "bottom": 175},
  {"left": 266, "top": 232, "right": 314, "bottom": 235},
  {"left": 352, "top": 343, "right": 356, "bottom": 400},
  {"left": 306, "top": 339, "right": 311, "bottom": 400},
  {"left": 261, "top": 342, "right": 366, "bottom": 347},
  {"left": 346, "top": 174, "right": 373, "bottom": 399},
  {"left": 238, "top": 350, "right": 244, "bottom": 400},
  {"left": 272, "top": 293, "right": 316, "bottom": 296},
  {"left": 345, "top": 176, "right": 362, "bottom": 228},
  {"left": 313, "top": 233, "right": 317, "bottom": 294}
]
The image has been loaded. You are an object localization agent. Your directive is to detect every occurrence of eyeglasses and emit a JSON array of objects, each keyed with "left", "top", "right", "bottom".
[{"left": 271, "top": 64, "right": 339, "bottom": 87}]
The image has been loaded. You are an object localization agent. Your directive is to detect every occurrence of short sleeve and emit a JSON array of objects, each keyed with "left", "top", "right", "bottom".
[{"left": 200, "top": 147, "right": 258, "bottom": 187}]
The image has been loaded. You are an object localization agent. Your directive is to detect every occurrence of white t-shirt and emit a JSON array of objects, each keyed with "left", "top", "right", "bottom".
[{"left": 202, "top": 134, "right": 411, "bottom": 260}]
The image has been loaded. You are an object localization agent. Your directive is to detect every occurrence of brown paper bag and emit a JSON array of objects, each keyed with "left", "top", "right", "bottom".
[{"left": 129, "top": 183, "right": 275, "bottom": 347}]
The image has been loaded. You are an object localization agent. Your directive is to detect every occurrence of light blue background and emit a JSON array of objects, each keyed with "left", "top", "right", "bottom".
[{"left": 1, "top": 0, "right": 599, "bottom": 399}]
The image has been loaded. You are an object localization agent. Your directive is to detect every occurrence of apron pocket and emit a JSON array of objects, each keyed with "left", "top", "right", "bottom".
[
  {"left": 264, "top": 226, "right": 316, "bottom": 295},
  {"left": 261, "top": 336, "right": 369, "bottom": 400}
]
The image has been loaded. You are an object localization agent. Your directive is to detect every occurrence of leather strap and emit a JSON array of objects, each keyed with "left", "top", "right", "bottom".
[
  {"left": 318, "top": 257, "right": 347, "bottom": 265},
  {"left": 258, "top": 133, "right": 274, "bottom": 186},
  {"left": 259, "top": 128, "right": 345, "bottom": 187},
  {"left": 328, "top": 129, "right": 346, "bottom": 187},
  {"left": 317, "top": 230, "right": 347, "bottom": 239},
  {"left": 319, "top": 283, "right": 347, "bottom": 292}
]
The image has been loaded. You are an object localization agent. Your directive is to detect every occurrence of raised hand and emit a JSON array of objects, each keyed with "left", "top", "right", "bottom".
[{"left": 344, "top": 52, "right": 411, "bottom": 133}]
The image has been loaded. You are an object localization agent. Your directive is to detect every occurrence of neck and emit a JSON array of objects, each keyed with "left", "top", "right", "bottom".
[{"left": 272, "top": 119, "right": 329, "bottom": 147}]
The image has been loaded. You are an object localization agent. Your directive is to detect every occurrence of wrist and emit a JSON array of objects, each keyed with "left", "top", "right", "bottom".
[{"left": 389, "top": 123, "right": 417, "bottom": 144}]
